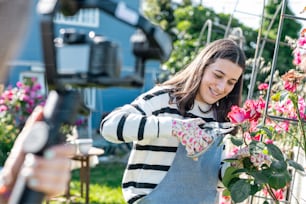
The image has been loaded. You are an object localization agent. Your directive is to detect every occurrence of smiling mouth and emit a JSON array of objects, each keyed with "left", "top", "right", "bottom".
[{"left": 209, "top": 87, "right": 221, "bottom": 98}]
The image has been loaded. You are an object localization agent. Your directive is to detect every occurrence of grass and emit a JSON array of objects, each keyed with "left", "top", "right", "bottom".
[{"left": 46, "top": 161, "right": 126, "bottom": 204}]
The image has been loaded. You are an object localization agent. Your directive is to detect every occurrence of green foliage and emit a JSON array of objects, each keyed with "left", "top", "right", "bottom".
[
  {"left": 0, "top": 79, "right": 46, "bottom": 165},
  {"left": 143, "top": 2, "right": 257, "bottom": 73},
  {"left": 224, "top": 69, "right": 306, "bottom": 203},
  {"left": 0, "top": 124, "right": 19, "bottom": 165},
  {"left": 228, "top": 179, "right": 251, "bottom": 203},
  {"left": 142, "top": 1, "right": 303, "bottom": 98},
  {"left": 45, "top": 162, "right": 126, "bottom": 204},
  {"left": 256, "top": 0, "right": 302, "bottom": 86},
  {"left": 222, "top": 139, "right": 299, "bottom": 203},
  {"left": 71, "top": 162, "right": 126, "bottom": 203}
]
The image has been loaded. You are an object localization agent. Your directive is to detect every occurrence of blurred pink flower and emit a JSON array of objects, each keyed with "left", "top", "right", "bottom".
[
  {"left": 0, "top": 79, "right": 46, "bottom": 128},
  {"left": 258, "top": 83, "right": 269, "bottom": 90}
]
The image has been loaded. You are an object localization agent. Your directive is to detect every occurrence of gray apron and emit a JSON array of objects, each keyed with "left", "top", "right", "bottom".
[{"left": 137, "top": 137, "right": 222, "bottom": 204}]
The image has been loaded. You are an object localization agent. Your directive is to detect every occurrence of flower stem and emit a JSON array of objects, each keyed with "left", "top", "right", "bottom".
[{"left": 264, "top": 184, "right": 279, "bottom": 204}]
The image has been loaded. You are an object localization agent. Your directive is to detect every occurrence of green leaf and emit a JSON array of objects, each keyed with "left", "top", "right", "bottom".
[
  {"left": 242, "top": 157, "right": 253, "bottom": 170},
  {"left": 288, "top": 92, "right": 298, "bottom": 105},
  {"left": 233, "top": 168, "right": 248, "bottom": 174},
  {"left": 270, "top": 160, "right": 287, "bottom": 172},
  {"left": 268, "top": 171, "right": 291, "bottom": 189},
  {"left": 177, "top": 20, "right": 191, "bottom": 31},
  {"left": 230, "top": 137, "right": 243, "bottom": 146},
  {"left": 222, "top": 188, "right": 231, "bottom": 197},
  {"left": 249, "top": 141, "right": 265, "bottom": 154},
  {"left": 271, "top": 92, "right": 281, "bottom": 101},
  {"left": 257, "top": 126, "right": 273, "bottom": 138},
  {"left": 250, "top": 131, "right": 258, "bottom": 137},
  {"left": 250, "top": 171, "right": 269, "bottom": 184},
  {"left": 266, "top": 143, "right": 284, "bottom": 161},
  {"left": 250, "top": 184, "right": 261, "bottom": 195},
  {"left": 287, "top": 159, "right": 305, "bottom": 171},
  {"left": 229, "top": 180, "right": 251, "bottom": 203},
  {"left": 222, "top": 166, "right": 239, "bottom": 187}
]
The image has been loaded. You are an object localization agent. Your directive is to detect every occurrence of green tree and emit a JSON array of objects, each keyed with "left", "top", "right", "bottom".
[
  {"left": 141, "top": 0, "right": 302, "bottom": 97},
  {"left": 258, "top": 0, "right": 301, "bottom": 77},
  {"left": 142, "top": 2, "right": 257, "bottom": 73}
]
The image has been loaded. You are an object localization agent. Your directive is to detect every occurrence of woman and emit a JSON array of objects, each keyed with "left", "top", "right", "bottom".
[
  {"left": 0, "top": 1, "right": 75, "bottom": 203},
  {"left": 100, "top": 38, "right": 246, "bottom": 203}
]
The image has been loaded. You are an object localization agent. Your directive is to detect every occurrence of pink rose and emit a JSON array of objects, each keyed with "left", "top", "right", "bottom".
[
  {"left": 284, "top": 81, "right": 297, "bottom": 92},
  {"left": 227, "top": 105, "right": 247, "bottom": 124},
  {"left": 258, "top": 83, "right": 269, "bottom": 90},
  {"left": 252, "top": 134, "right": 261, "bottom": 141},
  {"left": 265, "top": 139, "right": 274, "bottom": 144},
  {"left": 243, "top": 99, "right": 262, "bottom": 121}
]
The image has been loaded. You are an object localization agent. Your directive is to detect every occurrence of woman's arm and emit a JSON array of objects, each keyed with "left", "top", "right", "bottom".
[
  {"left": 100, "top": 103, "right": 173, "bottom": 144},
  {"left": 100, "top": 87, "right": 175, "bottom": 144}
]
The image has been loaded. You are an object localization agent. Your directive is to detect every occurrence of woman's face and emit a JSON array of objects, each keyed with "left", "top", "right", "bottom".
[{"left": 196, "top": 58, "right": 243, "bottom": 104}]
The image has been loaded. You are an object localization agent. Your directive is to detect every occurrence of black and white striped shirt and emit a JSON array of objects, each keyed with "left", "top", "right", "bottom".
[{"left": 100, "top": 85, "right": 222, "bottom": 203}]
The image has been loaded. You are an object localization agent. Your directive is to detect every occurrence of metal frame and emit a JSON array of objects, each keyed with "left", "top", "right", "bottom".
[{"left": 251, "top": 0, "right": 306, "bottom": 203}]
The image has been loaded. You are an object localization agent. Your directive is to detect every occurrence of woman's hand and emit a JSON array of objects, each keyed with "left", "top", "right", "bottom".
[
  {"left": 0, "top": 106, "right": 76, "bottom": 201},
  {"left": 172, "top": 118, "right": 214, "bottom": 156},
  {"left": 1, "top": 106, "right": 45, "bottom": 193},
  {"left": 22, "top": 144, "right": 75, "bottom": 198}
]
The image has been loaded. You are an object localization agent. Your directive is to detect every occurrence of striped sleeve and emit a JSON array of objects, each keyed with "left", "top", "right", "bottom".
[{"left": 100, "top": 87, "right": 173, "bottom": 143}]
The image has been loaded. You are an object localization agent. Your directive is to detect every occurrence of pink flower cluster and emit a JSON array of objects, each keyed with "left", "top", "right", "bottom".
[
  {"left": 230, "top": 145, "right": 272, "bottom": 169},
  {"left": 227, "top": 97, "right": 265, "bottom": 129},
  {"left": 263, "top": 188, "right": 285, "bottom": 201},
  {"left": 250, "top": 152, "right": 272, "bottom": 167},
  {"left": 281, "top": 69, "right": 305, "bottom": 92},
  {"left": 228, "top": 81, "right": 306, "bottom": 134},
  {"left": 293, "top": 34, "right": 306, "bottom": 65},
  {"left": 0, "top": 78, "right": 45, "bottom": 128},
  {"left": 226, "top": 80, "right": 306, "bottom": 169},
  {"left": 293, "top": 28, "right": 306, "bottom": 72}
]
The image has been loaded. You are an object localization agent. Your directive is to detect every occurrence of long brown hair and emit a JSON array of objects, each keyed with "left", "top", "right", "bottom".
[{"left": 162, "top": 38, "right": 246, "bottom": 122}]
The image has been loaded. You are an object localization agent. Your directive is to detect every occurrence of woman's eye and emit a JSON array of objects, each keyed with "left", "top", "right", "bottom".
[
  {"left": 227, "top": 81, "right": 236, "bottom": 86},
  {"left": 214, "top": 74, "right": 222, "bottom": 79}
]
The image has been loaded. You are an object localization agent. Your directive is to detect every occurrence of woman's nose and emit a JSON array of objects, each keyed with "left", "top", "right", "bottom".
[{"left": 216, "top": 81, "right": 226, "bottom": 93}]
